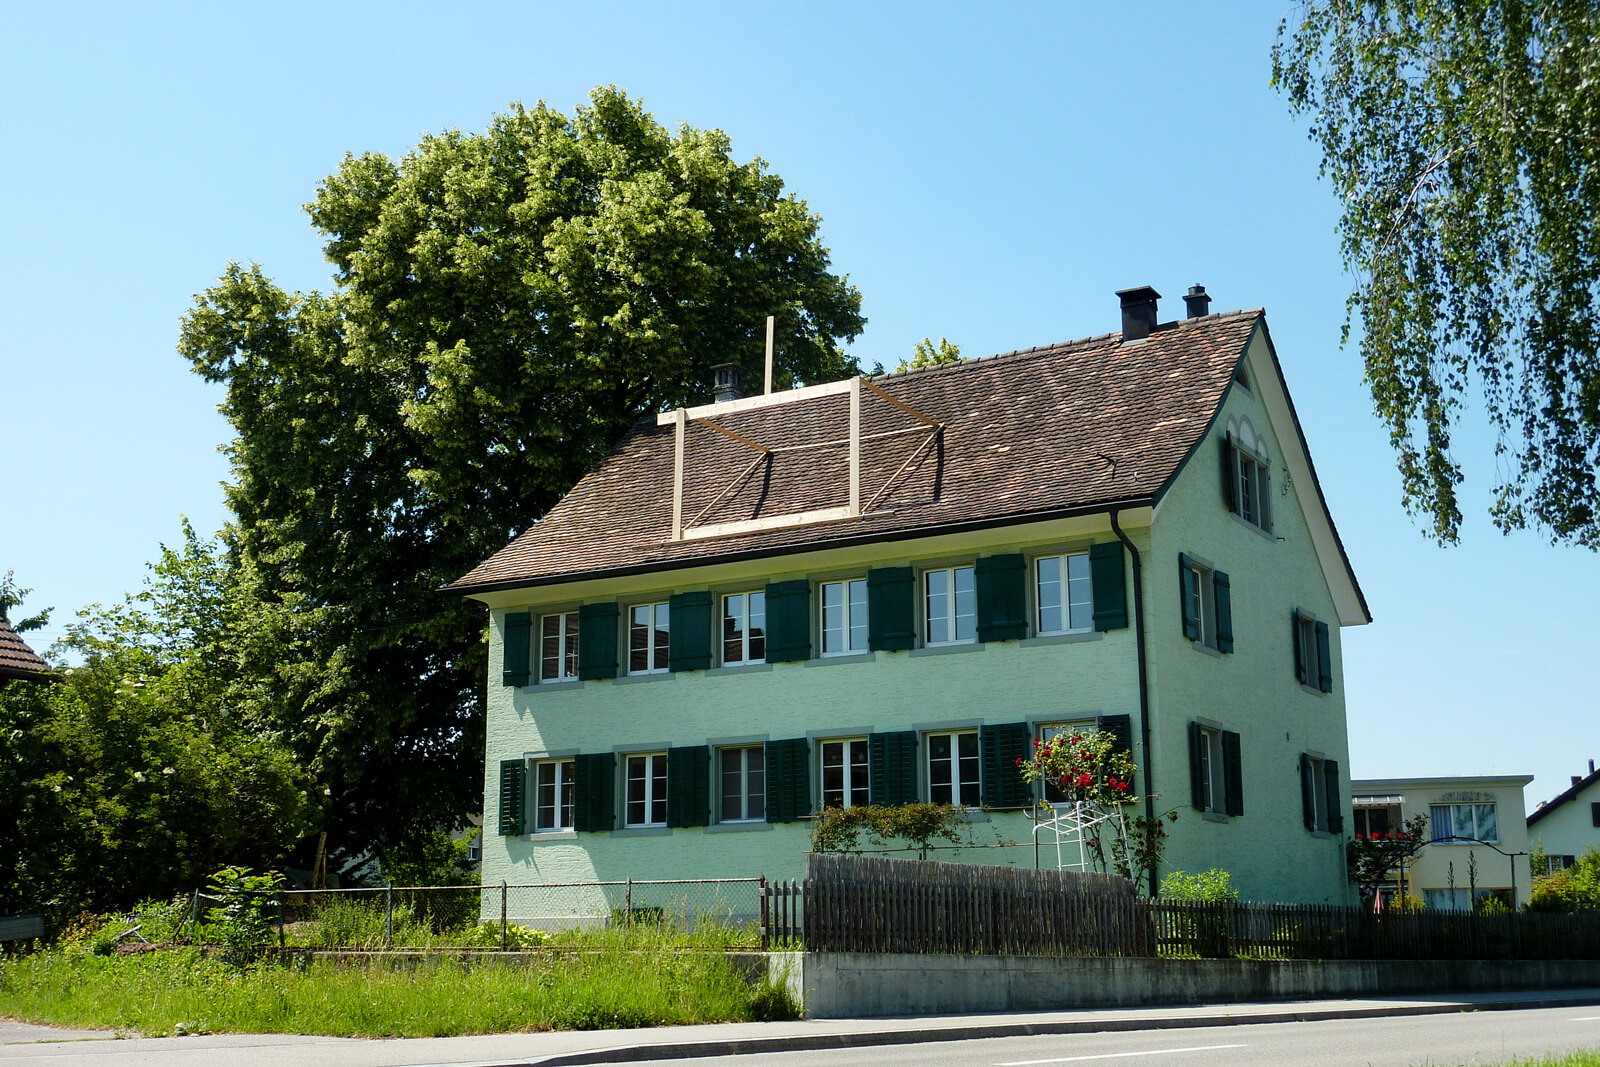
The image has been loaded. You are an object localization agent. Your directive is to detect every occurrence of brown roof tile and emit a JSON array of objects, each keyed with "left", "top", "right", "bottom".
[
  {"left": 451, "top": 310, "right": 1261, "bottom": 592},
  {"left": 0, "top": 618, "right": 50, "bottom": 680}
]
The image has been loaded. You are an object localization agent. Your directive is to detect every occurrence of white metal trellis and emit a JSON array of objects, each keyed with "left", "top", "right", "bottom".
[{"left": 1033, "top": 800, "right": 1131, "bottom": 873}]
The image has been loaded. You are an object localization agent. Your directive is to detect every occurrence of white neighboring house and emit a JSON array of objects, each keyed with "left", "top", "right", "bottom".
[
  {"left": 1351, "top": 775, "right": 1534, "bottom": 910},
  {"left": 1527, "top": 760, "right": 1600, "bottom": 872}
]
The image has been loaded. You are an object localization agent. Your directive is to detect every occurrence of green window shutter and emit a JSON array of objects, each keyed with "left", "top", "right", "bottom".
[
  {"left": 1220, "top": 434, "right": 1237, "bottom": 512},
  {"left": 668, "top": 592, "right": 713, "bottom": 672},
  {"left": 498, "top": 758, "right": 526, "bottom": 836},
  {"left": 578, "top": 603, "right": 620, "bottom": 681},
  {"left": 866, "top": 567, "right": 915, "bottom": 651},
  {"left": 1222, "top": 730, "right": 1244, "bottom": 817},
  {"left": 1315, "top": 621, "right": 1333, "bottom": 693},
  {"left": 764, "top": 580, "right": 811, "bottom": 662},
  {"left": 1213, "top": 570, "right": 1234, "bottom": 654},
  {"left": 574, "top": 753, "right": 615, "bottom": 833},
  {"left": 1291, "top": 610, "right": 1306, "bottom": 685},
  {"left": 1259, "top": 465, "right": 1273, "bottom": 532},
  {"left": 979, "top": 722, "right": 1031, "bottom": 808},
  {"left": 667, "top": 745, "right": 710, "bottom": 827},
  {"left": 1179, "top": 554, "right": 1199, "bottom": 640},
  {"left": 502, "top": 612, "right": 531, "bottom": 687},
  {"left": 869, "top": 731, "right": 920, "bottom": 806},
  {"left": 764, "top": 737, "right": 811, "bottom": 823},
  {"left": 1089, "top": 541, "right": 1128, "bottom": 631},
  {"left": 1299, "top": 754, "right": 1315, "bottom": 831},
  {"left": 1188, "top": 722, "right": 1206, "bottom": 811},
  {"left": 975, "top": 554, "right": 1027, "bottom": 642},
  {"left": 1324, "top": 759, "right": 1343, "bottom": 833}
]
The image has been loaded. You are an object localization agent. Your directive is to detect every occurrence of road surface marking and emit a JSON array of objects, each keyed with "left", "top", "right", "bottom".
[{"left": 996, "top": 1044, "right": 1248, "bottom": 1065}]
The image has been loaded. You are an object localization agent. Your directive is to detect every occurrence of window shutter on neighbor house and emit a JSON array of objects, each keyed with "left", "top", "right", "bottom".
[
  {"left": 1213, "top": 570, "right": 1234, "bottom": 654},
  {"left": 975, "top": 554, "right": 1027, "bottom": 642},
  {"left": 502, "top": 612, "right": 532, "bottom": 687},
  {"left": 1188, "top": 722, "right": 1206, "bottom": 811},
  {"left": 869, "top": 731, "right": 920, "bottom": 807},
  {"left": 867, "top": 567, "right": 916, "bottom": 651},
  {"left": 1220, "top": 434, "right": 1237, "bottom": 512},
  {"left": 765, "top": 737, "right": 811, "bottom": 823},
  {"left": 1089, "top": 541, "right": 1128, "bottom": 631},
  {"left": 574, "top": 753, "right": 615, "bottom": 832},
  {"left": 1291, "top": 610, "right": 1306, "bottom": 685},
  {"left": 1179, "top": 554, "right": 1199, "bottom": 640},
  {"left": 1316, "top": 621, "right": 1333, "bottom": 693},
  {"left": 578, "top": 603, "right": 620, "bottom": 681},
  {"left": 1222, "top": 730, "right": 1244, "bottom": 816},
  {"left": 668, "top": 592, "right": 713, "bottom": 672},
  {"left": 763, "top": 580, "right": 811, "bottom": 662},
  {"left": 666, "top": 745, "right": 711, "bottom": 828},
  {"left": 980, "top": 722, "right": 1031, "bottom": 808},
  {"left": 499, "top": 759, "right": 526, "bottom": 835},
  {"left": 1324, "top": 758, "right": 1343, "bottom": 833}
]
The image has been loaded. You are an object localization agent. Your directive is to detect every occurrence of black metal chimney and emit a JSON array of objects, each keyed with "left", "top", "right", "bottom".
[
  {"left": 1116, "top": 286, "right": 1161, "bottom": 342},
  {"left": 711, "top": 363, "right": 744, "bottom": 403},
  {"left": 1184, "top": 284, "right": 1211, "bottom": 319}
]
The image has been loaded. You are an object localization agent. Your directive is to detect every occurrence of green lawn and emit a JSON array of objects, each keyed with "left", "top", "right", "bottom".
[{"left": 1487, "top": 1055, "right": 1600, "bottom": 1067}]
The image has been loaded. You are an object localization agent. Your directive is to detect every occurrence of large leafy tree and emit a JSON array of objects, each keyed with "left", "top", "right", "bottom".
[
  {"left": 179, "top": 87, "right": 865, "bottom": 868},
  {"left": 1274, "top": 2, "right": 1600, "bottom": 545}
]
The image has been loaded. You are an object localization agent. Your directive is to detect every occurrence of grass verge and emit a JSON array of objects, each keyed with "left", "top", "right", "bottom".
[
  {"left": 0, "top": 940, "right": 797, "bottom": 1037},
  {"left": 1486, "top": 1055, "right": 1600, "bottom": 1067}
]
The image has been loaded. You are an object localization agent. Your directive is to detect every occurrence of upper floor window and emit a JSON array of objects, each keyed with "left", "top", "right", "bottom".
[
  {"left": 1430, "top": 802, "right": 1498, "bottom": 844},
  {"left": 927, "top": 730, "right": 980, "bottom": 807},
  {"left": 1222, "top": 421, "right": 1272, "bottom": 533},
  {"left": 539, "top": 612, "right": 580, "bottom": 683},
  {"left": 1196, "top": 725, "right": 1223, "bottom": 814},
  {"left": 820, "top": 737, "right": 869, "bottom": 809},
  {"left": 1353, "top": 803, "right": 1400, "bottom": 838},
  {"left": 1293, "top": 609, "right": 1332, "bottom": 692},
  {"left": 533, "top": 758, "right": 575, "bottom": 832},
  {"left": 1180, "top": 554, "right": 1232, "bottom": 654},
  {"left": 924, "top": 566, "right": 976, "bottom": 645},
  {"left": 722, "top": 592, "right": 766, "bottom": 665},
  {"left": 1036, "top": 553, "right": 1092, "bottom": 634},
  {"left": 625, "top": 752, "right": 668, "bottom": 827},
  {"left": 628, "top": 602, "right": 670, "bottom": 674},
  {"left": 1300, "top": 753, "right": 1341, "bottom": 834},
  {"left": 718, "top": 744, "right": 765, "bottom": 822},
  {"left": 820, "top": 579, "right": 869, "bottom": 655}
]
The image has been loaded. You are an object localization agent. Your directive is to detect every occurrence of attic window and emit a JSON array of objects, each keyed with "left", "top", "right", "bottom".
[{"left": 1233, "top": 361, "right": 1251, "bottom": 391}]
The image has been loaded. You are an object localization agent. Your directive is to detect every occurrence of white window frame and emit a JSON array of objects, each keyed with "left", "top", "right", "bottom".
[
  {"left": 1189, "top": 559, "right": 1216, "bottom": 649},
  {"left": 717, "top": 744, "right": 766, "bottom": 823},
  {"left": 923, "top": 565, "right": 977, "bottom": 646},
  {"left": 1038, "top": 719, "right": 1097, "bottom": 806},
  {"left": 1034, "top": 552, "right": 1094, "bottom": 636},
  {"left": 1197, "top": 726, "right": 1224, "bottom": 814},
  {"left": 926, "top": 729, "right": 981, "bottom": 808},
  {"left": 721, "top": 591, "right": 766, "bottom": 665},
  {"left": 820, "top": 737, "right": 870, "bottom": 810},
  {"left": 627, "top": 601, "right": 671, "bottom": 675},
  {"left": 538, "top": 612, "right": 580, "bottom": 683},
  {"left": 1353, "top": 803, "right": 1401, "bottom": 839},
  {"left": 624, "top": 752, "right": 669, "bottom": 828},
  {"left": 820, "top": 578, "right": 869, "bottom": 655},
  {"left": 1236, "top": 447, "right": 1270, "bottom": 530},
  {"left": 1429, "top": 802, "right": 1500, "bottom": 845},
  {"left": 533, "top": 758, "right": 575, "bottom": 832}
]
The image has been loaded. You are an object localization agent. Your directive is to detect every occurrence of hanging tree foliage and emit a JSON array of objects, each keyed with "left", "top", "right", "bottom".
[{"left": 1273, "top": 1, "right": 1600, "bottom": 545}]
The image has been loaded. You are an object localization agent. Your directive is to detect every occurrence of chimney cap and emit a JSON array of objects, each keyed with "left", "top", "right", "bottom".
[
  {"left": 1115, "top": 285, "right": 1163, "bottom": 305},
  {"left": 1183, "top": 284, "right": 1212, "bottom": 319}
]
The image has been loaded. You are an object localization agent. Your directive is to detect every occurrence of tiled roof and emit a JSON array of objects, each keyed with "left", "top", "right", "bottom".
[
  {"left": 450, "top": 310, "right": 1262, "bottom": 592},
  {"left": 0, "top": 618, "right": 50, "bottom": 680},
  {"left": 1528, "top": 766, "right": 1600, "bottom": 827}
]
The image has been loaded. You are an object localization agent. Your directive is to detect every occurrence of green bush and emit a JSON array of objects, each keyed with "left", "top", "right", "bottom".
[
  {"left": 1160, "top": 868, "right": 1240, "bottom": 902},
  {"left": 1527, "top": 847, "right": 1600, "bottom": 913},
  {"left": 205, "top": 867, "right": 284, "bottom": 965},
  {"left": 464, "top": 921, "right": 550, "bottom": 949}
]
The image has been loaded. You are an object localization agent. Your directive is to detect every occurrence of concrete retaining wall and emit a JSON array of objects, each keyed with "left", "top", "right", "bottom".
[{"left": 795, "top": 952, "right": 1600, "bottom": 1018}]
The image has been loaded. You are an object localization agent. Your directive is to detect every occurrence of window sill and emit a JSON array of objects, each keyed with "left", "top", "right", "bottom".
[
  {"left": 525, "top": 829, "right": 578, "bottom": 842},
  {"left": 532, "top": 679, "right": 583, "bottom": 693},
  {"left": 910, "top": 642, "right": 985, "bottom": 658},
  {"left": 611, "top": 826, "right": 671, "bottom": 838},
  {"left": 705, "top": 662, "right": 773, "bottom": 677},
  {"left": 704, "top": 821, "right": 775, "bottom": 835},
  {"left": 806, "top": 652, "right": 876, "bottom": 667},
  {"left": 1202, "top": 810, "right": 1230, "bottom": 825},
  {"left": 1021, "top": 631, "right": 1104, "bottom": 648},
  {"left": 1190, "top": 641, "right": 1222, "bottom": 659},
  {"left": 614, "top": 672, "right": 677, "bottom": 686},
  {"left": 1230, "top": 512, "right": 1277, "bottom": 541},
  {"left": 1301, "top": 683, "right": 1327, "bottom": 697}
]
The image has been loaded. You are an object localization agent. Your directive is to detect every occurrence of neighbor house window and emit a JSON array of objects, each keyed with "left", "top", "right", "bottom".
[
  {"left": 539, "top": 612, "right": 580, "bottom": 683},
  {"left": 718, "top": 745, "right": 765, "bottom": 823},
  {"left": 628, "top": 602, "right": 670, "bottom": 674},
  {"left": 1430, "top": 802, "right": 1498, "bottom": 844},
  {"left": 625, "top": 753, "right": 668, "bottom": 827},
  {"left": 820, "top": 579, "right": 868, "bottom": 655},
  {"left": 533, "top": 759, "right": 575, "bottom": 832},
  {"left": 927, "top": 730, "right": 980, "bottom": 807},
  {"left": 820, "top": 738, "right": 869, "bottom": 809},
  {"left": 721, "top": 592, "right": 766, "bottom": 665},
  {"left": 924, "top": 566, "right": 976, "bottom": 645},
  {"left": 1035, "top": 553, "right": 1093, "bottom": 634},
  {"left": 1353, "top": 804, "right": 1400, "bottom": 838}
]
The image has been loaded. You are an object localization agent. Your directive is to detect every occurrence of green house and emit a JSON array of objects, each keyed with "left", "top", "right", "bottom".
[{"left": 450, "top": 286, "right": 1370, "bottom": 905}]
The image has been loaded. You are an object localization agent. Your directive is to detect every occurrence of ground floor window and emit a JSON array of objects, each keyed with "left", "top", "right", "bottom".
[
  {"left": 927, "top": 730, "right": 980, "bottom": 807},
  {"left": 718, "top": 745, "right": 765, "bottom": 822},
  {"left": 533, "top": 759, "right": 575, "bottom": 832},
  {"left": 821, "top": 738, "right": 869, "bottom": 809},
  {"left": 625, "top": 753, "right": 668, "bottom": 827}
]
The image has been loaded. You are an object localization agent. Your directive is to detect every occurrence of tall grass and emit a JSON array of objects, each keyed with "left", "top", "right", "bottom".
[{"left": 0, "top": 943, "right": 796, "bottom": 1037}]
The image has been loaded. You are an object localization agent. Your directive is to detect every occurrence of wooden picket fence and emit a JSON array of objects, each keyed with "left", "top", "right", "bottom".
[{"left": 761, "top": 856, "right": 1600, "bottom": 961}]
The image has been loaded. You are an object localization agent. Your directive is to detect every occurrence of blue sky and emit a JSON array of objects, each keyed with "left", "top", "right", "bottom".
[{"left": 2, "top": 2, "right": 1592, "bottom": 809}]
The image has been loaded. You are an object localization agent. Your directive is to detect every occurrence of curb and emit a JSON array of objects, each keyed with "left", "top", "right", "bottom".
[{"left": 509, "top": 992, "right": 1600, "bottom": 1066}]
